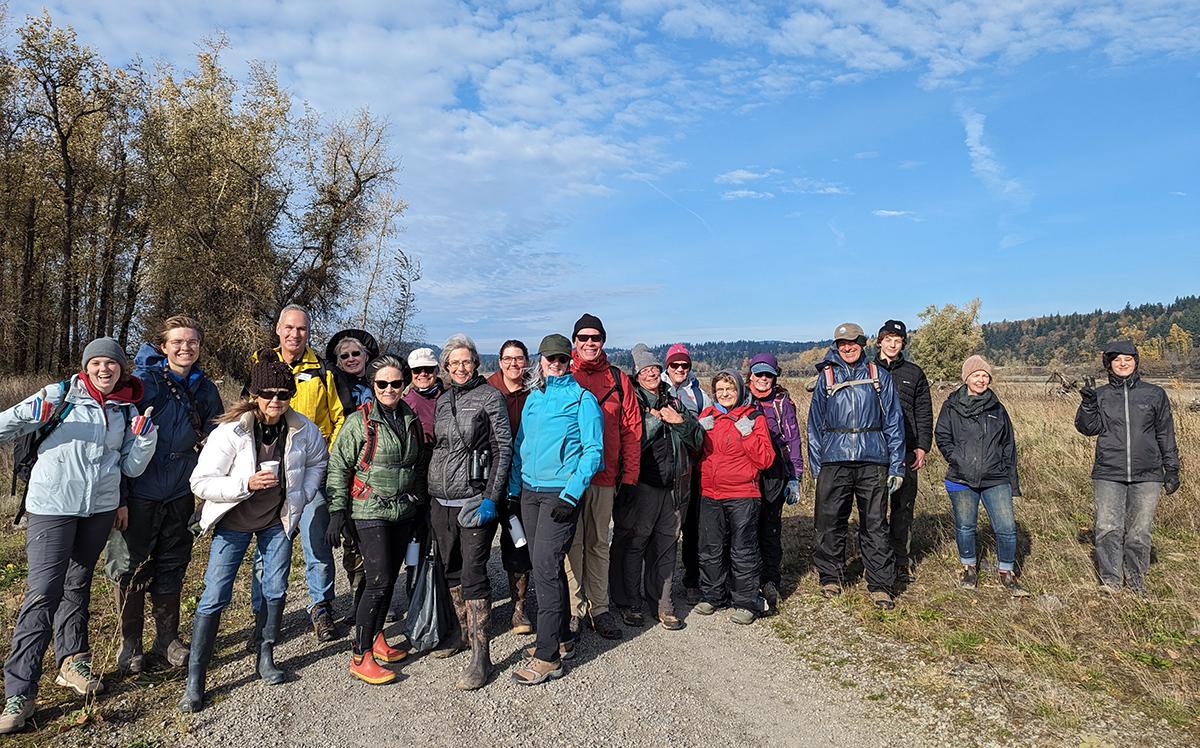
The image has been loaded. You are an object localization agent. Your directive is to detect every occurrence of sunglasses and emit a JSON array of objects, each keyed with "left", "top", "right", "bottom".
[
  {"left": 575, "top": 334, "right": 603, "bottom": 343},
  {"left": 668, "top": 362, "right": 690, "bottom": 370},
  {"left": 751, "top": 371, "right": 776, "bottom": 378},
  {"left": 412, "top": 367, "right": 437, "bottom": 376},
  {"left": 544, "top": 354, "right": 571, "bottom": 365},
  {"left": 257, "top": 390, "right": 292, "bottom": 402},
  {"left": 374, "top": 379, "right": 405, "bottom": 390},
  {"left": 339, "top": 350, "right": 363, "bottom": 360}
]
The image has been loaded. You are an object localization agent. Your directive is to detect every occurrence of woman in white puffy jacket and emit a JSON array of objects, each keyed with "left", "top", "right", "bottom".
[{"left": 178, "top": 361, "right": 327, "bottom": 714}]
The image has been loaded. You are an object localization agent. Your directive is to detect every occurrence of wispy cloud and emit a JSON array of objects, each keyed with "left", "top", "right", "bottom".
[
  {"left": 855, "top": 150, "right": 879, "bottom": 159},
  {"left": 959, "top": 106, "right": 1030, "bottom": 207},
  {"left": 790, "top": 177, "right": 851, "bottom": 195},
  {"left": 722, "top": 189, "right": 774, "bottom": 200},
  {"left": 715, "top": 167, "right": 779, "bottom": 184},
  {"left": 898, "top": 159, "right": 924, "bottom": 169},
  {"left": 828, "top": 221, "right": 845, "bottom": 246},
  {"left": 873, "top": 209, "right": 913, "bottom": 217},
  {"left": 1169, "top": 191, "right": 1187, "bottom": 197}
]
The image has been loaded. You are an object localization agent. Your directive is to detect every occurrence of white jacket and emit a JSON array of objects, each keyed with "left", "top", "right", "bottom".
[{"left": 190, "top": 408, "right": 328, "bottom": 536}]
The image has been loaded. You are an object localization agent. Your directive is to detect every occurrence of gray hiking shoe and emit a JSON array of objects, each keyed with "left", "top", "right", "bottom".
[
  {"left": 55, "top": 653, "right": 103, "bottom": 697},
  {"left": 0, "top": 695, "right": 36, "bottom": 734},
  {"left": 729, "top": 608, "right": 756, "bottom": 625}
]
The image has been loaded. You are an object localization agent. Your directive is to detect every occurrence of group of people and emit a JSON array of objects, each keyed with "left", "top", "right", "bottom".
[{"left": 0, "top": 308, "right": 1181, "bottom": 732}]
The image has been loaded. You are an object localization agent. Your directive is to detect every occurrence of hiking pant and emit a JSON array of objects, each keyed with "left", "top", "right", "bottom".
[
  {"left": 250, "top": 492, "right": 334, "bottom": 614},
  {"left": 948, "top": 483, "right": 1017, "bottom": 572},
  {"left": 4, "top": 511, "right": 115, "bottom": 699},
  {"left": 1092, "top": 480, "right": 1160, "bottom": 592},
  {"left": 430, "top": 501, "right": 497, "bottom": 601},
  {"left": 522, "top": 488, "right": 578, "bottom": 662},
  {"left": 115, "top": 494, "right": 194, "bottom": 596},
  {"left": 698, "top": 496, "right": 761, "bottom": 612},
  {"left": 565, "top": 483, "right": 614, "bottom": 617},
  {"left": 888, "top": 466, "right": 918, "bottom": 570},
  {"left": 758, "top": 478, "right": 787, "bottom": 589},
  {"left": 681, "top": 467, "right": 702, "bottom": 589},
  {"left": 813, "top": 462, "right": 896, "bottom": 593},
  {"left": 610, "top": 484, "right": 682, "bottom": 616},
  {"left": 499, "top": 497, "right": 532, "bottom": 574},
  {"left": 353, "top": 518, "right": 414, "bottom": 654}
]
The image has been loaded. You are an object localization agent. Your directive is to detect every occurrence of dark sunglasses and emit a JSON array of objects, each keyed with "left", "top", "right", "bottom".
[
  {"left": 374, "top": 379, "right": 405, "bottom": 390},
  {"left": 339, "top": 350, "right": 363, "bottom": 360},
  {"left": 544, "top": 354, "right": 571, "bottom": 365},
  {"left": 412, "top": 366, "right": 437, "bottom": 375},
  {"left": 575, "top": 334, "right": 603, "bottom": 343},
  {"left": 668, "top": 362, "right": 690, "bottom": 370},
  {"left": 751, "top": 371, "right": 776, "bottom": 378},
  {"left": 257, "top": 390, "right": 292, "bottom": 401}
]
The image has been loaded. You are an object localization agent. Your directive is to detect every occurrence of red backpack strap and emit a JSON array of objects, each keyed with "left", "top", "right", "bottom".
[
  {"left": 867, "top": 361, "right": 881, "bottom": 393},
  {"left": 356, "top": 401, "right": 379, "bottom": 473},
  {"left": 823, "top": 366, "right": 836, "bottom": 396}
]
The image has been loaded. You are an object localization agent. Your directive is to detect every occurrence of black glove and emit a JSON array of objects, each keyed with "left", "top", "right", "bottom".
[
  {"left": 551, "top": 499, "right": 581, "bottom": 524},
  {"left": 1164, "top": 471, "right": 1180, "bottom": 496},
  {"left": 615, "top": 482, "right": 637, "bottom": 504},
  {"left": 1079, "top": 375, "right": 1097, "bottom": 403},
  {"left": 325, "top": 510, "right": 346, "bottom": 549}
]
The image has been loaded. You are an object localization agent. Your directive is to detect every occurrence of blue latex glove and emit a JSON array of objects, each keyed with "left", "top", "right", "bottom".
[
  {"left": 477, "top": 497, "right": 498, "bottom": 525},
  {"left": 785, "top": 479, "right": 801, "bottom": 505}
]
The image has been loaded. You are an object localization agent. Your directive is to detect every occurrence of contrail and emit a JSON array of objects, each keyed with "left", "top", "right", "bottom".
[{"left": 639, "top": 179, "right": 717, "bottom": 238}]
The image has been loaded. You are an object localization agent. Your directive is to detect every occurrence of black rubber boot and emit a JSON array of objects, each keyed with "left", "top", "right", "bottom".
[
  {"left": 178, "top": 612, "right": 220, "bottom": 713},
  {"left": 455, "top": 598, "right": 491, "bottom": 691},
  {"left": 245, "top": 605, "right": 265, "bottom": 654},
  {"left": 257, "top": 598, "right": 287, "bottom": 685},
  {"left": 150, "top": 592, "right": 189, "bottom": 667},
  {"left": 116, "top": 584, "right": 146, "bottom": 674}
]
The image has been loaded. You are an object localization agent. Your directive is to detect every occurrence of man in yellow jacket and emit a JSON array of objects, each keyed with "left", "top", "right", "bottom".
[{"left": 246, "top": 305, "right": 345, "bottom": 641}]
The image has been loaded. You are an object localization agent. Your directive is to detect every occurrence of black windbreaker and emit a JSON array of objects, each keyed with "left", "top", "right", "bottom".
[
  {"left": 935, "top": 386, "right": 1021, "bottom": 495},
  {"left": 1074, "top": 372, "right": 1179, "bottom": 483},
  {"left": 874, "top": 354, "right": 933, "bottom": 457}
]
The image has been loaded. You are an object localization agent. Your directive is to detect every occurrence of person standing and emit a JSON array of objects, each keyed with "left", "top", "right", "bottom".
[
  {"left": 661, "top": 343, "right": 710, "bottom": 604},
  {"left": 745, "top": 353, "right": 803, "bottom": 612},
  {"left": 611, "top": 344, "right": 703, "bottom": 630},
  {"left": 487, "top": 339, "right": 535, "bottom": 635},
  {"left": 247, "top": 305, "right": 345, "bottom": 642},
  {"left": 873, "top": 320, "right": 933, "bottom": 584},
  {"left": 179, "top": 361, "right": 328, "bottom": 712},
  {"left": 509, "top": 335, "right": 603, "bottom": 685},
  {"left": 115, "top": 317, "right": 224, "bottom": 674},
  {"left": 566, "top": 314, "right": 642, "bottom": 640},
  {"left": 808, "top": 323, "right": 905, "bottom": 610},
  {"left": 1075, "top": 340, "right": 1180, "bottom": 596},
  {"left": 935, "top": 356, "right": 1027, "bottom": 597},
  {"left": 0, "top": 339, "right": 157, "bottom": 734}
]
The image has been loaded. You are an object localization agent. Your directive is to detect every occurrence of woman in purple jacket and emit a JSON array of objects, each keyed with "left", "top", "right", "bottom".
[{"left": 746, "top": 353, "right": 803, "bottom": 612}]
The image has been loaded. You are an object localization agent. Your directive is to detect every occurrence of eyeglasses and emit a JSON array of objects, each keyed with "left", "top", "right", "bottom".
[
  {"left": 165, "top": 339, "right": 200, "bottom": 350},
  {"left": 500, "top": 356, "right": 527, "bottom": 364},
  {"left": 544, "top": 354, "right": 571, "bottom": 365},
  {"left": 257, "top": 390, "right": 292, "bottom": 402},
  {"left": 374, "top": 379, "right": 405, "bottom": 390},
  {"left": 668, "top": 362, "right": 690, "bottom": 370},
  {"left": 339, "top": 350, "right": 363, "bottom": 360},
  {"left": 575, "top": 334, "right": 602, "bottom": 343},
  {"left": 447, "top": 360, "right": 473, "bottom": 370},
  {"left": 412, "top": 367, "right": 437, "bottom": 376}
]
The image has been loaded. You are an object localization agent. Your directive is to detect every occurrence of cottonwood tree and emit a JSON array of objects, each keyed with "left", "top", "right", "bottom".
[{"left": 908, "top": 299, "right": 984, "bottom": 383}]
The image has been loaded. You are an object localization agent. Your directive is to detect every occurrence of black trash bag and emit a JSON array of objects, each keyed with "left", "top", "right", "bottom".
[{"left": 404, "top": 534, "right": 452, "bottom": 652}]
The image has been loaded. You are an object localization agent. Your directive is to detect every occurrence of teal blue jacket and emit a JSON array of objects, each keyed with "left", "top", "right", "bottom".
[{"left": 508, "top": 374, "right": 603, "bottom": 505}]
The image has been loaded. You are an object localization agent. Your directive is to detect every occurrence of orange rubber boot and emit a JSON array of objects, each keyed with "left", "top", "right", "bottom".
[
  {"left": 373, "top": 632, "right": 407, "bottom": 663},
  {"left": 349, "top": 652, "right": 396, "bottom": 685}
]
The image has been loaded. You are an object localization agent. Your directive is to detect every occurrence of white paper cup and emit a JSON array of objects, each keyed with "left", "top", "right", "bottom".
[
  {"left": 405, "top": 541, "right": 421, "bottom": 567},
  {"left": 507, "top": 515, "right": 528, "bottom": 548},
  {"left": 260, "top": 460, "right": 280, "bottom": 476}
]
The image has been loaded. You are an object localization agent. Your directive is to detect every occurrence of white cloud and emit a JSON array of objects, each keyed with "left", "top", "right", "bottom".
[
  {"left": 722, "top": 189, "right": 774, "bottom": 200},
  {"left": 828, "top": 221, "right": 846, "bottom": 246},
  {"left": 959, "top": 106, "right": 1030, "bottom": 206},
  {"left": 715, "top": 167, "right": 779, "bottom": 184},
  {"left": 789, "top": 177, "right": 851, "bottom": 195},
  {"left": 1169, "top": 191, "right": 1187, "bottom": 197},
  {"left": 855, "top": 150, "right": 879, "bottom": 159},
  {"left": 873, "top": 209, "right": 913, "bottom": 217},
  {"left": 898, "top": 159, "right": 924, "bottom": 169}
]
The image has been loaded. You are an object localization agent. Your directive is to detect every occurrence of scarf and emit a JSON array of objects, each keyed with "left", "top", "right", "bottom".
[{"left": 951, "top": 385, "right": 998, "bottom": 418}]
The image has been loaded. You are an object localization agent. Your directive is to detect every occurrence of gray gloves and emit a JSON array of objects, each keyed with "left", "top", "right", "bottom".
[
  {"left": 698, "top": 415, "right": 715, "bottom": 431},
  {"left": 887, "top": 475, "right": 904, "bottom": 496},
  {"left": 734, "top": 416, "right": 755, "bottom": 437}
]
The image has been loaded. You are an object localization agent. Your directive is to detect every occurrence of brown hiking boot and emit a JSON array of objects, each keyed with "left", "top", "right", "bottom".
[
  {"left": 432, "top": 585, "right": 468, "bottom": 658},
  {"left": 311, "top": 603, "right": 339, "bottom": 642},
  {"left": 511, "top": 657, "right": 564, "bottom": 686},
  {"left": 524, "top": 640, "right": 576, "bottom": 661},
  {"left": 508, "top": 573, "right": 533, "bottom": 635},
  {"left": 588, "top": 610, "right": 623, "bottom": 640},
  {"left": 456, "top": 598, "right": 491, "bottom": 691},
  {"left": 998, "top": 571, "right": 1030, "bottom": 598},
  {"left": 870, "top": 590, "right": 895, "bottom": 610},
  {"left": 820, "top": 583, "right": 841, "bottom": 599}
]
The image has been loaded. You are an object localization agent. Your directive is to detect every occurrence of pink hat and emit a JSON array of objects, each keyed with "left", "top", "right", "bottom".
[{"left": 666, "top": 343, "right": 691, "bottom": 366}]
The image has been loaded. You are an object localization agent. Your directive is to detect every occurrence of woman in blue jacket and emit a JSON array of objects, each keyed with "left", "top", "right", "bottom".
[
  {"left": 0, "top": 338, "right": 157, "bottom": 734},
  {"left": 113, "top": 316, "right": 224, "bottom": 674},
  {"left": 507, "top": 334, "right": 603, "bottom": 686}
]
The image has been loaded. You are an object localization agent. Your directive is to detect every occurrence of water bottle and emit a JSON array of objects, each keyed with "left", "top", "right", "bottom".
[
  {"left": 507, "top": 514, "right": 528, "bottom": 548},
  {"left": 405, "top": 540, "right": 421, "bottom": 567}
]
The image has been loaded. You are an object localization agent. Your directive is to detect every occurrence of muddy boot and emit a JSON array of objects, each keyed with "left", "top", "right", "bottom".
[
  {"left": 257, "top": 598, "right": 287, "bottom": 685},
  {"left": 150, "top": 592, "right": 189, "bottom": 667},
  {"left": 178, "top": 612, "right": 220, "bottom": 713},
  {"left": 432, "top": 585, "right": 468, "bottom": 659},
  {"left": 456, "top": 598, "right": 491, "bottom": 691},
  {"left": 116, "top": 584, "right": 146, "bottom": 674},
  {"left": 508, "top": 573, "right": 533, "bottom": 635}
]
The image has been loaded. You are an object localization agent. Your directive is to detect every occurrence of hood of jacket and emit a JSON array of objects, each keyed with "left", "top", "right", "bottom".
[{"left": 324, "top": 328, "right": 381, "bottom": 364}]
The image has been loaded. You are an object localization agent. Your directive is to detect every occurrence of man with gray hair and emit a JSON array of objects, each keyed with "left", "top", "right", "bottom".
[{"left": 246, "top": 304, "right": 345, "bottom": 642}]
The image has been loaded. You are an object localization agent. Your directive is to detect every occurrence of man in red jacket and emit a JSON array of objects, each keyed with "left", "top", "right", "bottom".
[{"left": 567, "top": 314, "right": 642, "bottom": 640}]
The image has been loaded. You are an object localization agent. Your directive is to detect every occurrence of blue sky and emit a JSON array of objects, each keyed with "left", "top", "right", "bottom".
[{"left": 8, "top": 1, "right": 1199, "bottom": 350}]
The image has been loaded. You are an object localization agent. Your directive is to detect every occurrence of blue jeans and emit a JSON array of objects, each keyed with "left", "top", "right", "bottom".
[
  {"left": 198, "top": 523, "right": 292, "bottom": 616},
  {"left": 1093, "top": 480, "right": 1160, "bottom": 591},
  {"left": 948, "top": 484, "right": 1017, "bottom": 572},
  {"left": 250, "top": 495, "right": 334, "bottom": 614}
]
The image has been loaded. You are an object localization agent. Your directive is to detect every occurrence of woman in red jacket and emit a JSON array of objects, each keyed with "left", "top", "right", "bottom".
[{"left": 694, "top": 370, "right": 776, "bottom": 625}]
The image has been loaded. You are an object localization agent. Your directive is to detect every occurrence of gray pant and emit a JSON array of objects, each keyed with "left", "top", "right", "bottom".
[
  {"left": 1093, "top": 480, "right": 1160, "bottom": 592},
  {"left": 5, "top": 511, "right": 115, "bottom": 698},
  {"left": 610, "top": 484, "right": 682, "bottom": 616}
]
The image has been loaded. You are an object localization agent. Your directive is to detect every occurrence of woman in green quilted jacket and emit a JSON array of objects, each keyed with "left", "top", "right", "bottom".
[{"left": 325, "top": 355, "right": 426, "bottom": 684}]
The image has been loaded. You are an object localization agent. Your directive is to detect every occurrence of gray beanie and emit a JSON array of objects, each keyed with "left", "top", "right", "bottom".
[
  {"left": 630, "top": 343, "right": 661, "bottom": 375},
  {"left": 82, "top": 337, "right": 127, "bottom": 369}
]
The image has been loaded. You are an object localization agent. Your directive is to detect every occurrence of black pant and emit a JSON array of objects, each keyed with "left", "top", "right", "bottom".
[
  {"left": 499, "top": 498, "right": 532, "bottom": 574},
  {"left": 120, "top": 494, "right": 195, "bottom": 596},
  {"left": 429, "top": 501, "right": 497, "bottom": 601},
  {"left": 610, "top": 484, "right": 682, "bottom": 615},
  {"left": 887, "top": 466, "right": 918, "bottom": 569},
  {"left": 353, "top": 518, "right": 413, "bottom": 654},
  {"left": 698, "top": 497, "right": 761, "bottom": 612},
  {"left": 521, "top": 488, "right": 578, "bottom": 662},
  {"left": 680, "top": 468, "right": 702, "bottom": 588},
  {"left": 758, "top": 479, "right": 786, "bottom": 589},
  {"left": 813, "top": 462, "right": 896, "bottom": 593}
]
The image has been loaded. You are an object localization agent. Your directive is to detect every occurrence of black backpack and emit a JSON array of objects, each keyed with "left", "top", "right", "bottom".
[{"left": 11, "top": 380, "right": 74, "bottom": 524}]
